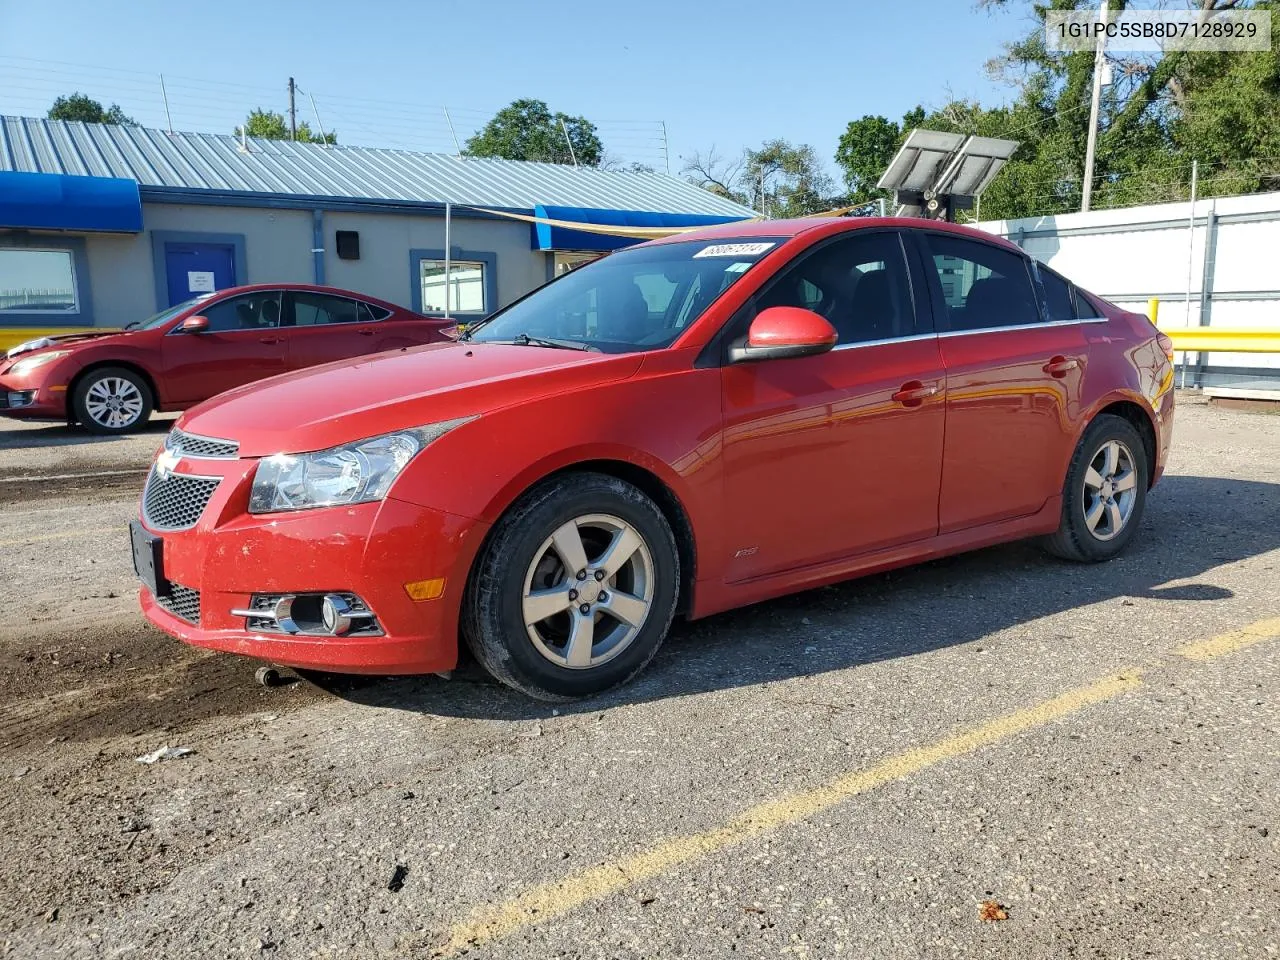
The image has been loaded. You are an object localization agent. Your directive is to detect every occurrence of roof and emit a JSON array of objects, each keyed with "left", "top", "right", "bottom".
[
  {"left": 0, "top": 116, "right": 757, "bottom": 218},
  {"left": 650, "top": 216, "right": 1024, "bottom": 251}
]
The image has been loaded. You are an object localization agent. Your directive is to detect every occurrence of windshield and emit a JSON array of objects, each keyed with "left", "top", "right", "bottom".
[
  {"left": 466, "top": 239, "right": 783, "bottom": 353},
  {"left": 128, "top": 295, "right": 213, "bottom": 331}
]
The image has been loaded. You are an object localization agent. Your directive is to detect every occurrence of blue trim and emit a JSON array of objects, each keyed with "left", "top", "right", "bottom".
[
  {"left": 532, "top": 204, "right": 748, "bottom": 252},
  {"left": 0, "top": 170, "right": 142, "bottom": 233},
  {"left": 150, "top": 230, "right": 248, "bottom": 310},
  {"left": 408, "top": 247, "right": 499, "bottom": 317},
  {"left": 0, "top": 234, "right": 94, "bottom": 328},
  {"left": 312, "top": 209, "right": 325, "bottom": 285},
  {"left": 138, "top": 185, "right": 529, "bottom": 221}
]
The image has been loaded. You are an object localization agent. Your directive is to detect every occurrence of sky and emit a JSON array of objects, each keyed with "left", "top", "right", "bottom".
[{"left": 0, "top": 0, "right": 1036, "bottom": 185}]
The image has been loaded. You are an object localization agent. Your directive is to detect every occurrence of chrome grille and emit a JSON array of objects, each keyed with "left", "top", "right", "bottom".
[
  {"left": 167, "top": 429, "right": 238, "bottom": 459},
  {"left": 142, "top": 469, "right": 220, "bottom": 530},
  {"left": 155, "top": 583, "right": 201, "bottom": 625}
]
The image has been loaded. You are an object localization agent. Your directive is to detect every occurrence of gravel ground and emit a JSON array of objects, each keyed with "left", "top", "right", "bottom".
[{"left": 0, "top": 396, "right": 1276, "bottom": 959}]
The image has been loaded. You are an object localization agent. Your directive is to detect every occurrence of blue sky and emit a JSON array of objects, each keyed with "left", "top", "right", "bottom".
[{"left": 0, "top": 0, "right": 1035, "bottom": 184}]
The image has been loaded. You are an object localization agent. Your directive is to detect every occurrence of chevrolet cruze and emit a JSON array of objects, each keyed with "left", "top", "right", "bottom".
[{"left": 131, "top": 217, "right": 1175, "bottom": 700}]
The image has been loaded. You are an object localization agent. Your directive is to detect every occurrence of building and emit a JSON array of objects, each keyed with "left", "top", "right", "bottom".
[{"left": 0, "top": 117, "right": 755, "bottom": 347}]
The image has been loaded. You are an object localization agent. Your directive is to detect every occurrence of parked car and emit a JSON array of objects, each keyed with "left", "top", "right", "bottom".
[
  {"left": 131, "top": 218, "right": 1175, "bottom": 700},
  {"left": 0, "top": 284, "right": 453, "bottom": 433}
]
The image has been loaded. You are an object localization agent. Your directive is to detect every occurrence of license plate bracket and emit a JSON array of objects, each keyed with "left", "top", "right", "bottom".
[{"left": 129, "top": 521, "right": 170, "bottom": 598}]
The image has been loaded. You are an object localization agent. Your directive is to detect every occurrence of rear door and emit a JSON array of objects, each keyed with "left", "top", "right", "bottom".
[
  {"left": 160, "top": 290, "right": 288, "bottom": 403},
  {"left": 912, "top": 231, "right": 1088, "bottom": 533},
  {"left": 282, "top": 290, "right": 376, "bottom": 371}
]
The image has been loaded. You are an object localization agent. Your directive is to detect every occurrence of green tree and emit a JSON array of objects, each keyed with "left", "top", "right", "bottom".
[
  {"left": 745, "top": 139, "right": 834, "bottom": 216},
  {"left": 834, "top": 114, "right": 907, "bottom": 204},
  {"left": 240, "top": 108, "right": 336, "bottom": 144},
  {"left": 48, "top": 93, "right": 134, "bottom": 125},
  {"left": 466, "top": 99, "right": 603, "bottom": 166}
]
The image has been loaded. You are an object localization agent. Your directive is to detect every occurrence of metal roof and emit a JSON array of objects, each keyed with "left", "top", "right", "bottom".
[{"left": 0, "top": 116, "right": 756, "bottom": 218}]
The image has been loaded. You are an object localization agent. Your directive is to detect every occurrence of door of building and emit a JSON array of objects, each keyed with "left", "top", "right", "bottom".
[{"left": 164, "top": 243, "right": 236, "bottom": 306}]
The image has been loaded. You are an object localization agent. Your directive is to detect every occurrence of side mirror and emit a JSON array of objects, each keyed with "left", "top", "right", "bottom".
[
  {"left": 729, "top": 306, "right": 838, "bottom": 363},
  {"left": 181, "top": 315, "right": 210, "bottom": 334}
]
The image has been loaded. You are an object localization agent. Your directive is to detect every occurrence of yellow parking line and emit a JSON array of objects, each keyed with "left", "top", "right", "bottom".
[
  {"left": 1176, "top": 616, "right": 1280, "bottom": 661},
  {"left": 0, "top": 527, "right": 121, "bottom": 548},
  {"left": 436, "top": 670, "right": 1143, "bottom": 956}
]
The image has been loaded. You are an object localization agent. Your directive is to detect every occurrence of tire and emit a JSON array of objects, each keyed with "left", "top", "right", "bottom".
[
  {"left": 1043, "top": 414, "right": 1149, "bottom": 562},
  {"left": 462, "top": 472, "right": 680, "bottom": 701},
  {"left": 72, "top": 366, "right": 153, "bottom": 434}
]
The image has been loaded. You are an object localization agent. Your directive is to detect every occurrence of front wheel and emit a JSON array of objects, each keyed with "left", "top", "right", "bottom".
[
  {"left": 1043, "top": 414, "right": 1149, "bottom": 562},
  {"left": 462, "top": 472, "right": 680, "bottom": 700},
  {"left": 72, "top": 367, "right": 153, "bottom": 434}
]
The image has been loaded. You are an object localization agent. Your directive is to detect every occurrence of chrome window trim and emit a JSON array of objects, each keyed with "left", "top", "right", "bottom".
[
  {"left": 832, "top": 332, "right": 938, "bottom": 352},
  {"left": 937, "top": 317, "right": 1110, "bottom": 339}
]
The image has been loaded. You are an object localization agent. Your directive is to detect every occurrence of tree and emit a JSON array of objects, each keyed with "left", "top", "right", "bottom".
[
  {"left": 835, "top": 114, "right": 906, "bottom": 204},
  {"left": 48, "top": 93, "right": 134, "bottom": 125},
  {"left": 239, "top": 108, "right": 336, "bottom": 144},
  {"left": 681, "top": 146, "right": 751, "bottom": 205},
  {"left": 745, "top": 139, "right": 834, "bottom": 216},
  {"left": 466, "top": 99, "right": 603, "bottom": 166}
]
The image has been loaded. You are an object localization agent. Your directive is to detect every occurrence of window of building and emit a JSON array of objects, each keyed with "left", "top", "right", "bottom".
[
  {"left": 420, "top": 260, "right": 487, "bottom": 314},
  {"left": 754, "top": 232, "right": 914, "bottom": 345},
  {"left": 0, "top": 249, "right": 78, "bottom": 314},
  {"left": 922, "top": 234, "right": 1039, "bottom": 331},
  {"left": 198, "top": 292, "right": 282, "bottom": 332},
  {"left": 1037, "top": 264, "right": 1076, "bottom": 323}
]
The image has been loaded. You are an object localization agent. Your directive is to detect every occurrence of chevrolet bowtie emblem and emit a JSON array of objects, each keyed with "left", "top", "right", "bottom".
[{"left": 155, "top": 449, "right": 181, "bottom": 478}]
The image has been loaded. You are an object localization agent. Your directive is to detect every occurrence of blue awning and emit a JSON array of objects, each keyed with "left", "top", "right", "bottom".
[
  {"left": 0, "top": 171, "right": 143, "bottom": 232},
  {"left": 532, "top": 205, "right": 749, "bottom": 252}
]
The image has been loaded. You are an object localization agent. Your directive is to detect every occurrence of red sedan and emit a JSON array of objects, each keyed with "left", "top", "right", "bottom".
[
  {"left": 131, "top": 218, "right": 1175, "bottom": 700},
  {"left": 0, "top": 284, "right": 452, "bottom": 434}
]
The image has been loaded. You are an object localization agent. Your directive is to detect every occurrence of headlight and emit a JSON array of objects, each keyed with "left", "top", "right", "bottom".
[
  {"left": 248, "top": 418, "right": 472, "bottom": 513},
  {"left": 9, "top": 350, "right": 71, "bottom": 376},
  {"left": 5, "top": 337, "right": 55, "bottom": 360}
]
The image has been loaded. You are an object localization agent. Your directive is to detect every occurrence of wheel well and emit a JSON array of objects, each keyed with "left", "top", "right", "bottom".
[
  {"left": 475, "top": 460, "right": 698, "bottom": 616},
  {"left": 66, "top": 362, "right": 159, "bottom": 420},
  {"left": 1094, "top": 400, "right": 1157, "bottom": 487}
]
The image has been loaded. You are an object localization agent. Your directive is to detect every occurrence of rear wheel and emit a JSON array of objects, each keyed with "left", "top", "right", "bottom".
[
  {"left": 73, "top": 367, "right": 153, "bottom": 434},
  {"left": 1043, "top": 414, "right": 1148, "bottom": 562},
  {"left": 462, "top": 472, "right": 680, "bottom": 700}
]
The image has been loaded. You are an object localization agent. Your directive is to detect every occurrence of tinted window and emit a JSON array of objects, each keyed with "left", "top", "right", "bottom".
[
  {"left": 1074, "top": 288, "right": 1103, "bottom": 319},
  {"left": 199, "top": 292, "right": 282, "bottom": 332},
  {"left": 358, "top": 302, "right": 391, "bottom": 323},
  {"left": 923, "top": 234, "right": 1039, "bottom": 331},
  {"left": 291, "top": 292, "right": 361, "bottom": 326},
  {"left": 1038, "top": 265, "right": 1075, "bottom": 323},
  {"left": 467, "top": 239, "right": 779, "bottom": 354},
  {"left": 754, "top": 232, "right": 914, "bottom": 345}
]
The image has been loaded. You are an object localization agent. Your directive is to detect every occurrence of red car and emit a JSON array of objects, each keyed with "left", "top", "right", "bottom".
[
  {"left": 0, "top": 284, "right": 452, "bottom": 434},
  {"left": 131, "top": 218, "right": 1175, "bottom": 700}
]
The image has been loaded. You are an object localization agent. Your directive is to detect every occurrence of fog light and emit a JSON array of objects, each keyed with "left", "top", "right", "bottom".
[
  {"left": 7, "top": 391, "right": 35, "bottom": 408},
  {"left": 321, "top": 594, "right": 354, "bottom": 636}
]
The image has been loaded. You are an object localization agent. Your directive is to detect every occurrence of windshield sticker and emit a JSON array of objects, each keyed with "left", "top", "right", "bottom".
[
  {"left": 724, "top": 262, "right": 752, "bottom": 273},
  {"left": 693, "top": 242, "right": 776, "bottom": 259}
]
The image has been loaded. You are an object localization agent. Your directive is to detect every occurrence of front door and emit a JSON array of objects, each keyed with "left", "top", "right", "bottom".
[
  {"left": 161, "top": 290, "right": 288, "bottom": 404},
  {"left": 914, "top": 231, "right": 1088, "bottom": 533},
  {"left": 720, "top": 230, "right": 945, "bottom": 582},
  {"left": 164, "top": 243, "right": 236, "bottom": 307}
]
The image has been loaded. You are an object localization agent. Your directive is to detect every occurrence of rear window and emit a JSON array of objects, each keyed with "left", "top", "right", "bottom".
[
  {"left": 1074, "top": 288, "right": 1104, "bottom": 319},
  {"left": 1037, "top": 265, "right": 1076, "bottom": 323}
]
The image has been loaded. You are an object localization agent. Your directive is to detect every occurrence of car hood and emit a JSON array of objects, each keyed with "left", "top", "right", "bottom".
[
  {"left": 178, "top": 342, "right": 643, "bottom": 458},
  {"left": 5, "top": 330, "right": 130, "bottom": 360}
]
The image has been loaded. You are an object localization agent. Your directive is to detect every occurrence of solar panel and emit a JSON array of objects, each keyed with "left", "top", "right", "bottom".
[{"left": 877, "top": 129, "right": 1019, "bottom": 220}]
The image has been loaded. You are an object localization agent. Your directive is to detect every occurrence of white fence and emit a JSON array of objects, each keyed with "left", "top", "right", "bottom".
[{"left": 978, "top": 191, "right": 1280, "bottom": 388}]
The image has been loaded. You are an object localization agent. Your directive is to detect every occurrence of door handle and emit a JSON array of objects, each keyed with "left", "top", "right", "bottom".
[
  {"left": 891, "top": 380, "right": 939, "bottom": 406},
  {"left": 258, "top": 336, "right": 282, "bottom": 344},
  {"left": 1043, "top": 356, "right": 1079, "bottom": 377},
  {"left": 356, "top": 328, "right": 375, "bottom": 337}
]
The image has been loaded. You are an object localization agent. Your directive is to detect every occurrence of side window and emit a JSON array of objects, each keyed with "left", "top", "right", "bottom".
[
  {"left": 1037, "top": 264, "right": 1076, "bottom": 323},
  {"left": 923, "top": 234, "right": 1039, "bottom": 331},
  {"left": 199, "top": 292, "right": 282, "bottom": 333},
  {"left": 1073, "top": 287, "right": 1103, "bottom": 319},
  {"left": 291, "top": 292, "right": 362, "bottom": 326},
  {"left": 755, "top": 232, "right": 914, "bottom": 345},
  {"left": 358, "top": 301, "right": 391, "bottom": 323}
]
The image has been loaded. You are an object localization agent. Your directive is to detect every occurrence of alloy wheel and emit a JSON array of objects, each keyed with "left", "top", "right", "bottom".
[
  {"left": 84, "top": 376, "right": 145, "bottom": 429},
  {"left": 1082, "top": 439, "right": 1138, "bottom": 541},
  {"left": 521, "top": 513, "right": 655, "bottom": 670}
]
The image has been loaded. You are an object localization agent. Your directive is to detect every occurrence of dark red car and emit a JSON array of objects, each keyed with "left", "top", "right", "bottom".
[
  {"left": 0, "top": 283, "right": 452, "bottom": 433},
  {"left": 132, "top": 218, "right": 1175, "bottom": 700}
]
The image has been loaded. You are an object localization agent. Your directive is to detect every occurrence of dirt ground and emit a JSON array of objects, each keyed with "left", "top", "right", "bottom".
[{"left": 0, "top": 397, "right": 1277, "bottom": 959}]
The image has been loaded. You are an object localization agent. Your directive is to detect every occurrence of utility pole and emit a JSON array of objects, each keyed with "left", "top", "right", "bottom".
[
  {"left": 288, "top": 77, "right": 297, "bottom": 141},
  {"left": 1081, "top": 0, "right": 1109, "bottom": 212}
]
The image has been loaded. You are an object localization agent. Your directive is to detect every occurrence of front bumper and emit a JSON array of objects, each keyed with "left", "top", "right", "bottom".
[
  {"left": 136, "top": 457, "right": 488, "bottom": 675},
  {"left": 0, "top": 373, "right": 67, "bottom": 419}
]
